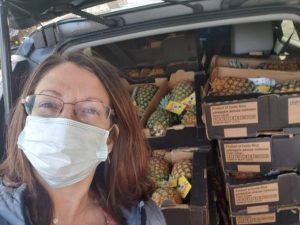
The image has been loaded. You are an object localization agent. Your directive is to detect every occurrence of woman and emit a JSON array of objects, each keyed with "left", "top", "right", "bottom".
[{"left": 0, "top": 52, "right": 167, "bottom": 225}]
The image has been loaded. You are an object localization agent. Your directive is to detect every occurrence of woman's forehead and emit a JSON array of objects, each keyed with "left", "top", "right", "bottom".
[{"left": 35, "top": 62, "right": 111, "bottom": 104}]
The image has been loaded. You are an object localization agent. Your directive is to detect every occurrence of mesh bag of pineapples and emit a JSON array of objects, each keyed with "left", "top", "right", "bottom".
[
  {"left": 146, "top": 80, "right": 197, "bottom": 137},
  {"left": 149, "top": 150, "right": 193, "bottom": 207}
]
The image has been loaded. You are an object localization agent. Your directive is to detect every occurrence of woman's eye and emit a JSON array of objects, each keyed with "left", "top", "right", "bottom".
[
  {"left": 38, "top": 101, "right": 58, "bottom": 109},
  {"left": 82, "top": 107, "right": 100, "bottom": 115}
]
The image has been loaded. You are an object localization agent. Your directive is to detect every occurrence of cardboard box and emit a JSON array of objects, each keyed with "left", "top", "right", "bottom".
[
  {"left": 122, "top": 69, "right": 210, "bottom": 149},
  {"left": 161, "top": 151, "right": 210, "bottom": 225},
  {"left": 208, "top": 67, "right": 300, "bottom": 83},
  {"left": 210, "top": 55, "right": 300, "bottom": 71},
  {"left": 226, "top": 173, "right": 300, "bottom": 214},
  {"left": 218, "top": 134, "right": 300, "bottom": 174},
  {"left": 143, "top": 69, "right": 195, "bottom": 129},
  {"left": 162, "top": 205, "right": 208, "bottom": 225},
  {"left": 231, "top": 207, "right": 300, "bottom": 225},
  {"left": 144, "top": 70, "right": 210, "bottom": 149},
  {"left": 121, "top": 77, "right": 168, "bottom": 125},
  {"left": 148, "top": 126, "right": 210, "bottom": 149},
  {"left": 202, "top": 67, "right": 300, "bottom": 139},
  {"left": 227, "top": 173, "right": 300, "bottom": 225}
]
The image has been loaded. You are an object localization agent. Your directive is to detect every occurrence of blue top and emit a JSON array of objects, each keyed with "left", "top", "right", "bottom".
[{"left": 0, "top": 181, "right": 167, "bottom": 225}]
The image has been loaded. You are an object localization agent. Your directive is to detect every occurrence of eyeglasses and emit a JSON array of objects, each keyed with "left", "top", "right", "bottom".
[{"left": 23, "top": 94, "right": 113, "bottom": 127}]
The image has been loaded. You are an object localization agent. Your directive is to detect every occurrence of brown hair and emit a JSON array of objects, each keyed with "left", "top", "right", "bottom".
[{"left": 0, "top": 52, "right": 153, "bottom": 225}]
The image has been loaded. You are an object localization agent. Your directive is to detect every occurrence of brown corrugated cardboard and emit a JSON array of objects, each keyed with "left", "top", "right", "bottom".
[
  {"left": 120, "top": 77, "right": 168, "bottom": 125},
  {"left": 226, "top": 173, "right": 300, "bottom": 214},
  {"left": 143, "top": 69, "right": 195, "bottom": 129},
  {"left": 218, "top": 134, "right": 300, "bottom": 174},
  {"left": 122, "top": 70, "right": 210, "bottom": 149},
  {"left": 231, "top": 207, "right": 300, "bottom": 225},
  {"left": 208, "top": 67, "right": 300, "bottom": 86},
  {"left": 162, "top": 205, "right": 209, "bottom": 225},
  {"left": 160, "top": 151, "right": 210, "bottom": 225},
  {"left": 143, "top": 70, "right": 209, "bottom": 148},
  {"left": 210, "top": 55, "right": 300, "bottom": 71},
  {"left": 202, "top": 67, "right": 300, "bottom": 139},
  {"left": 147, "top": 126, "right": 210, "bottom": 149},
  {"left": 202, "top": 96, "right": 268, "bottom": 139}
]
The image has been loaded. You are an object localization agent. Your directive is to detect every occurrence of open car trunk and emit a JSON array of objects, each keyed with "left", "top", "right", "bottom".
[
  {"left": 1, "top": 1, "right": 300, "bottom": 225},
  {"left": 41, "top": 20, "right": 300, "bottom": 225}
]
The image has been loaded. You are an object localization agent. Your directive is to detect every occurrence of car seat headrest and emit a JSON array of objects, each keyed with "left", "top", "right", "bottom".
[{"left": 231, "top": 21, "right": 274, "bottom": 55}]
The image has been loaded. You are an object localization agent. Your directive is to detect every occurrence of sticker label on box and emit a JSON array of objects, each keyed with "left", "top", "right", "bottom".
[
  {"left": 210, "top": 102, "right": 258, "bottom": 126},
  {"left": 288, "top": 97, "right": 300, "bottom": 124},
  {"left": 224, "top": 128, "right": 247, "bottom": 137},
  {"left": 224, "top": 141, "right": 271, "bottom": 163},
  {"left": 247, "top": 204, "right": 269, "bottom": 214},
  {"left": 235, "top": 213, "right": 276, "bottom": 225},
  {"left": 233, "top": 182, "right": 279, "bottom": 206},
  {"left": 237, "top": 165, "right": 261, "bottom": 172}
]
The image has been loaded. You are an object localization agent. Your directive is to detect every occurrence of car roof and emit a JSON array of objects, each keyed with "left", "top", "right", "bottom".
[{"left": 7, "top": 0, "right": 300, "bottom": 29}]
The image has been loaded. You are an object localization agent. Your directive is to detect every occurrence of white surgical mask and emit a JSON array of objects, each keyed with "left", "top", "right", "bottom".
[{"left": 17, "top": 116, "right": 110, "bottom": 188}]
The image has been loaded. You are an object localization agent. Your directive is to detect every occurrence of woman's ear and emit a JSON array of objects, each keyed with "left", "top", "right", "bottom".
[{"left": 107, "top": 124, "right": 119, "bottom": 153}]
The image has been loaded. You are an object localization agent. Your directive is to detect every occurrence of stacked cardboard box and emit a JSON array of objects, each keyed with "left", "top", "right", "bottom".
[
  {"left": 202, "top": 55, "right": 300, "bottom": 225},
  {"left": 227, "top": 173, "right": 300, "bottom": 225},
  {"left": 123, "top": 69, "right": 210, "bottom": 149},
  {"left": 160, "top": 150, "right": 210, "bottom": 225},
  {"left": 122, "top": 69, "right": 212, "bottom": 225}
]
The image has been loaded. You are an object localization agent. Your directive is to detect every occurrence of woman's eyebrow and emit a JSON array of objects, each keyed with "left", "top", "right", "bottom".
[
  {"left": 38, "top": 90, "right": 107, "bottom": 104},
  {"left": 84, "top": 97, "right": 105, "bottom": 102},
  {"left": 38, "top": 89, "right": 62, "bottom": 97}
]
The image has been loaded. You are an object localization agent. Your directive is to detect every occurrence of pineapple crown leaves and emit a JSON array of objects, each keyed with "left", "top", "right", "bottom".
[
  {"left": 158, "top": 94, "right": 171, "bottom": 109},
  {"left": 157, "top": 94, "right": 180, "bottom": 122}
]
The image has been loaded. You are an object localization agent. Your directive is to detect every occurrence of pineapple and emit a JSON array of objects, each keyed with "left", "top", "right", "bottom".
[
  {"left": 180, "top": 105, "right": 197, "bottom": 125},
  {"left": 151, "top": 187, "right": 182, "bottom": 207},
  {"left": 209, "top": 76, "right": 255, "bottom": 96},
  {"left": 257, "top": 62, "right": 300, "bottom": 71},
  {"left": 229, "top": 59, "right": 300, "bottom": 71},
  {"left": 132, "top": 84, "right": 158, "bottom": 117},
  {"left": 146, "top": 81, "right": 194, "bottom": 136},
  {"left": 170, "top": 159, "right": 193, "bottom": 203},
  {"left": 152, "top": 149, "right": 168, "bottom": 158},
  {"left": 169, "top": 80, "right": 194, "bottom": 102},
  {"left": 149, "top": 156, "right": 170, "bottom": 186},
  {"left": 146, "top": 95, "right": 177, "bottom": 136},
  {"left": 170, "top": 159, "right": 193, "bottom": 180},
  {"left": 128, "top": 69, "right": 140, "bottom": 77},
  {"left": 271, "top": 80, "right": 300, "bottom": 93}
]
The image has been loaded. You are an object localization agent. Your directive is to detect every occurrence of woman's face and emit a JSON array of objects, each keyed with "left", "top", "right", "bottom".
[{"left": 34, "top": 62, "right": 112, "bottom": 130}]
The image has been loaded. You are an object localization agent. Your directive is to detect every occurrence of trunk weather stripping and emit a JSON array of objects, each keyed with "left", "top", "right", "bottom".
[{"left": 0, "top": 0, "right": 13, "bottom": 125}]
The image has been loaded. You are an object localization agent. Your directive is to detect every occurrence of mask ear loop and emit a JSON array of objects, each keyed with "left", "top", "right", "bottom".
[
  {"left": 108, "top": 124, "right": 119, "bottom": 138},
  {"left": 107, "top": 124, "right": 119, "bottom": 164}
]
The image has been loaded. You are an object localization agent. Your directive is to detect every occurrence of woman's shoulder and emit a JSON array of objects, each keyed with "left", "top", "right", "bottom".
[
  {"left": 123, "top": 199, "right": 167, "bottom": 225},
  {"left": 143, "top": 199, "right": 167, "bottom": 225},
  {"left": 0, "top": 178, "right": 26, "bottom": 197},
  {"left": 0, "top": 179, "right": 27, "bottom": 225}
]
